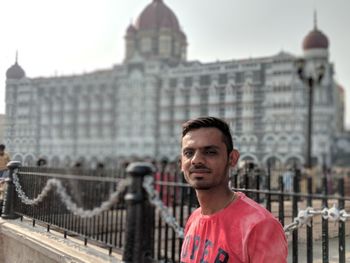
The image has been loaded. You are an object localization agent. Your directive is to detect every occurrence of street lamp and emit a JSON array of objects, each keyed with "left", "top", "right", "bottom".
[{"left": 295, "top": 58, "right": 325, "bottom": 169}]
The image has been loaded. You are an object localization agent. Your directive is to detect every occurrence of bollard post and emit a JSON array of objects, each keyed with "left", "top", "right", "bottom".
[
  {"left": 2, "top": 161, "right": 21, "bottom": 219},
  {"left": 292, "top": 169, "right": 299, "bottom": 263},
  {"left": 122, "top": 162, "right": 155, "bottom": 263}
]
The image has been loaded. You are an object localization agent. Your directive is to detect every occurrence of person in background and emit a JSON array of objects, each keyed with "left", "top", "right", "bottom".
[
  {"left": 180, "top": 117, "right": 287, "bottom": 262},
  {"left": 0, "top": 144, "right": 10, "bottom": 178},
  {"left": 36, "top": 158, "right": 47, "bottom": 167}
]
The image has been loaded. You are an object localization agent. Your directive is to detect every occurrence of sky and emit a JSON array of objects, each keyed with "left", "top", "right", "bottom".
[{"left": 1, "top": 0, "right": 349, "bottom": 129}]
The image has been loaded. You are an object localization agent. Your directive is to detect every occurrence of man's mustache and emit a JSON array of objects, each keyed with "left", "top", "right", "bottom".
[{"left": 189, "top": 165, "right": 211, "bottom": 173}]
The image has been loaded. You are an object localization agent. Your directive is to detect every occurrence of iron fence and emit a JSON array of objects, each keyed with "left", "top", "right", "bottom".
[
  {"left": 1, "top": 162, "right": 128, "bottom": 254},
  {"left": 1, "top": 161, "right": 350, "bottom": 263}
]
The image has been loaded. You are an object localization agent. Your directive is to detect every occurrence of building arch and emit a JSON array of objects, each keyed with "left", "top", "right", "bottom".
[
  {"left": 263, "top": 154, "right": 283, "bottom": 168},
  {"left": 12, "top": 154, "right": 23, "bottom": 163},
  {"left": 23, "top": 154, "right": 35, "bottom": 166},
  {"left": 103, "top": 157, "right": 115, "bottom": 169},
  {"left": 51, "top": 156, "right": 60, "bottom": 168},
  {"left": 90, "top": 156, "right": 99, "bottom": 169},
  {"left": 62, "top": 156, "right": 72, "bottom": 168},
  {"left": 239, "top": 154, "right": 259, "bottom": 164},
  {"left": 278, "top": 134, "right": 289, "bottom": 153},
  {"left": 291, "top": 134, "right": 304, "bottom": 143},
  {"left": 262, "top": 134, "right": 278, "bottom": 142},
  {"left": 249, "top": 135, "right": 258, "bottom": 143},
  {"left": 284, "top": 155, "right": 304, "bottom": 168}
]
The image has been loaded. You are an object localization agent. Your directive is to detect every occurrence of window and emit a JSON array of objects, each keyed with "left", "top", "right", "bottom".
[
  {"left": 169, "top": 78, "right": 177, "bottom": 88},
  {"left": 235, "top": 72, "right": 244, "bottom": 84},
  {"left": 152, "top": 37, "right": 158, "bottom": 54},
  {"left": 200, "top": 75, "right": 211, "bottom": 86},
  {"left": 219, "top": 87, "right": 226, "bottom": 102},
  {"left": 253, "top": 70, "right": 261, "bottom": 82},
  {"left": 184, "top": 77, "right": 193, "bottom": 87},
  {"left": 218, "top": 74, "right": 228, "bottom": 85},
  {"left": 200, "top": 89, "right": 208, "bottom": 116}
]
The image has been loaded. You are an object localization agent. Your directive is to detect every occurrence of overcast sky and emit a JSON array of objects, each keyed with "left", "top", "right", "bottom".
[{"left": 1, "top": 0, "right": 349, "bottom": 128}]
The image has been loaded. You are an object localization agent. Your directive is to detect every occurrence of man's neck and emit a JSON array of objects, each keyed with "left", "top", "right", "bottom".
[{"left": 196, "top": 187, "right": 235, "bottom": 215}]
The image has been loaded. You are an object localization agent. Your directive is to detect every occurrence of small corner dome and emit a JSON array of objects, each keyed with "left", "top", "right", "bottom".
[
  {"left": 302, "top": 29, "right": 329, "bottom": 50},
  {"left": 180, "top": 30, "right": 187, "bottom": 40},
  {"left": 126, "top": 24, "right": 137, "bottom": 35},
  {"left": 6, "top": 62, "right": 25, "bottom": 79},
  {"left": 135, "top": 0, "right": 180, "bottom": 32}
]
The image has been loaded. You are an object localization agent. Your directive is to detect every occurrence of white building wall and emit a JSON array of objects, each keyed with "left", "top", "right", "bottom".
[{"left": 4, "top": 50, "right": 343, "bottom": 168}]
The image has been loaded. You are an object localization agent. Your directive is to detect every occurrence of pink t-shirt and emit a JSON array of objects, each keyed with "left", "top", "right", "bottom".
[{"left": 180, "top": 192, "right": 287, "bottom": 263}]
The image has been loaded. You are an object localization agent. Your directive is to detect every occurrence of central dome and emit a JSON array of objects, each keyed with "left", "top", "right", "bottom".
[
  {"left": 302, "top": 13, "right": 329, "bottom": 50},
  {"left": 302, "top": 28, "right": 329, "bottom": 50},
  {"left": 135, "top": 0, "right": 180, "bottom": 31}
]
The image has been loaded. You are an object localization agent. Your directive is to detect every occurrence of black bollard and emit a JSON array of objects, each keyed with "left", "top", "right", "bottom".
[
  {"left": 122, "top": 162, "right": 155, "bottom": 263},
  {"left": 2, "top": 161, "right": 21, "bottom": 219}
]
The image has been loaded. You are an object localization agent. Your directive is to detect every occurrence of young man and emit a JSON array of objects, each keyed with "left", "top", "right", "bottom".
[
  {"left": 180, "top": 117, "right": 287, "bottom": 263},
  {"left": 0, "top": 144, "right": 11, "bottom": 178}
]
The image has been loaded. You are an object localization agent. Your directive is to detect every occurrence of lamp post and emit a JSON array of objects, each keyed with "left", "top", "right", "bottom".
[
  {"left": 295, "top": 58, "right": 325, "bottom": 263},
  {"left": 295, "top": 58, "right": 325, "bottom": 169}
]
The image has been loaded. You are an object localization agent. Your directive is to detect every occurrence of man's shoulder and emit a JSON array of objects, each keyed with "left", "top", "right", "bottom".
[{"left": 233, "top": 192, "right": 276, "bottom": 222}]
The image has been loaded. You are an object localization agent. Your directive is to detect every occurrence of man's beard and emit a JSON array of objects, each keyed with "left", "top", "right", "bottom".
[{"left": 189, "top": 162, "right": 231, "bottom": 191}]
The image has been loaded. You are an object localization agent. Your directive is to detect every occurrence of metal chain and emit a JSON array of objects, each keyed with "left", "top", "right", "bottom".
[
  {"left": 13, "top": 169, "right": 53, "bottom": 205},
  {"left": 284, "top": 203, "right": 350, "bottom": 234},
  {"left": 143, "top": 175, "right": 184, "bottom": 238},
  {"left": 12, "top": 169, "right": 129, "bottom": 218}
]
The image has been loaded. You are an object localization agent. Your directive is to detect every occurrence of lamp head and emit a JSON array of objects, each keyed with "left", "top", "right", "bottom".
[
  {"left": 317, "top": 64, "right": 325, "bottom": 83},
  {"left": 295, "top": 58, "right": 306, "bottom": 80}
]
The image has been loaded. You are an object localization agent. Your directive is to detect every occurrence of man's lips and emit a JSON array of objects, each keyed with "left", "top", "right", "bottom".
[{"left": 189, "top": 168, "right": 211, "bottom": 174}]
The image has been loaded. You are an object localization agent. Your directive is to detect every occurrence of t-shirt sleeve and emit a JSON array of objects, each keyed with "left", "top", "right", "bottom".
[{"left": 247, "top": 217, "right": 288, "bottom": 263}]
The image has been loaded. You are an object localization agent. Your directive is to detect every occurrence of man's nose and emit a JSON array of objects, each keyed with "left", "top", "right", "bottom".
[{"left": 191, "top": 151, "right": 204, "bottom": 165}]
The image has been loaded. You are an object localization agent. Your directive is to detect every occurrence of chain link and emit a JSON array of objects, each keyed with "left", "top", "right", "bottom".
[
  {"left": 143, "top": 176, "right": 184, "bottom": 238},
  {"left": 12, "top": 169, "right": 129, "bottom": 218},
  {"left": 13, "top": 169, "right": 54, "bottom": 205},
  {"left": 284, "top": 203, "right": 350, "bottom": 234}
]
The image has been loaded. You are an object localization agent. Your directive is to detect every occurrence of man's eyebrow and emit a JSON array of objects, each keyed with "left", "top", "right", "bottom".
[
  {"left": 182, "top": 147, "right": 194, "bottom": 152},
  {"left": 202, "top": 145, "right": 220, "bottom": 150},
  {"left": 203, "top": 145, "right": 220, "bottom": 149},
  {"left": 182, "top": 145, "right": 220, "bottom": 152}
]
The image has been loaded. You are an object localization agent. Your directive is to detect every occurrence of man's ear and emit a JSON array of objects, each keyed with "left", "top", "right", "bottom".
[{"left": 229, "top": 149, "right": 240, "bottom": 167}]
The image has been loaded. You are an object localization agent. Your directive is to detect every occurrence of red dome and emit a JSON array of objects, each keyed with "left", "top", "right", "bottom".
[
  {"left": 6, "top": 62, "right": 25, "bottom": 79},
  {"left": 302, "top": 28, "right": 329, "bottom": 50},
  {"left": 135, "top": 0, "right": 180, "bottom": 31}
]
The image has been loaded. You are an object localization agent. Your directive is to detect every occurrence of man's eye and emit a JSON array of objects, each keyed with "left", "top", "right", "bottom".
[
  {"left": 205, "top": 150, "right": 217, "bottom": 155},
  {"left": 183, "top": 151, "right": 193, "bottom": 158}
]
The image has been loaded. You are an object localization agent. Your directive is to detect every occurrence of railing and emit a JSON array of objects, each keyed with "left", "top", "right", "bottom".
[
  {"left": 1, "top": 161, "right": 128, "bottom": 255},
  {"left": 1, "top": 161, "right": 350, "bottom": 263}
]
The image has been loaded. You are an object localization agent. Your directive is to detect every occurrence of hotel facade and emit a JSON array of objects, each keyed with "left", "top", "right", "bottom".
[{"left": 4, "top": 0, "right": 345, "bottom": 169}]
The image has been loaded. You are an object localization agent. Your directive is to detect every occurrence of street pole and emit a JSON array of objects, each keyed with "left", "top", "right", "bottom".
[
  {"left": 296, "top": 58, "right": 325, "bottom": 263},
  {"left": 306, "top": 77, "right": 314, "bottom": 169},
  {"left": 296, "top": 58, "right": 325, "bottom": 169}
]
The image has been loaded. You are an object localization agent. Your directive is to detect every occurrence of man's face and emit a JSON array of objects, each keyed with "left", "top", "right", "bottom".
[{"left": 181, "top": 127, "right": 239, "bottom": 190}]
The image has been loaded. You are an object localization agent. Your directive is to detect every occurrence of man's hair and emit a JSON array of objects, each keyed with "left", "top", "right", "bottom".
[
  {"left": 182, "top": 117, "right": 234, "bottom": 153},
  {"left": 0, "top": 144, "right": 5, "bottom": 151}
]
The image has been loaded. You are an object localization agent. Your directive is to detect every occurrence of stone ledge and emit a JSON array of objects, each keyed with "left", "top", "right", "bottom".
[{"left": 0, "top": 218, "right": 122, "bottom": 263}]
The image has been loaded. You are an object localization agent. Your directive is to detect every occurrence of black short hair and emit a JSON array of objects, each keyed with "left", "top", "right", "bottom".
[
  {"left": 0, "top": 144, "right": 5, "bottom": 151},
  {"left": 182, "top": 117, "right": 233, "bottom": 154}
]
